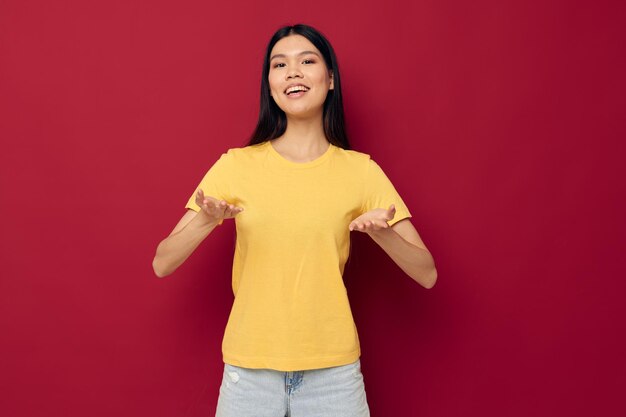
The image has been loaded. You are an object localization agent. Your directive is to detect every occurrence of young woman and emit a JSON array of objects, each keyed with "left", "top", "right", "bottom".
[{"left": 153, "top": 23, "right": 437, "bottom": 417}]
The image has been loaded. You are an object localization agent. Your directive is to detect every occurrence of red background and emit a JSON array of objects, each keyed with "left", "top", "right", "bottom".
[{"left": 1, "top": 1, "right": 625, "bottom": 416}]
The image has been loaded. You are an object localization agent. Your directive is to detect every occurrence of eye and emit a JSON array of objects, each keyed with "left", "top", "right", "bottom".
[
  {"left": 273, "top": 62, "right": 285, "bottom": 68},
  {"left": 303, "top": 59, "right": 315, "bottom": 64}
]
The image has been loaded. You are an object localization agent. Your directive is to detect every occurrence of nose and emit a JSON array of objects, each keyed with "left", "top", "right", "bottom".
[{"left": 286, "top": 65, "right": 303, "bottom": 79}]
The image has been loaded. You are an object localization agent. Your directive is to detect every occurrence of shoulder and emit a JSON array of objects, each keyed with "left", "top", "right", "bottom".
[
  {"left": 332, "top": 146, "right": 373, "bottom": 166},
  {"left": 213, "top": 142, "right": 267, "bottom": 165},
  {"left": 223, "top": 142, "right": 267, "bottom": 159},
  {"left": 333, "top": 146, "right": 387, "bottom": 177}
]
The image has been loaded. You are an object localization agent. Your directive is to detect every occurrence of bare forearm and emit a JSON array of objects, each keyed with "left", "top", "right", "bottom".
[
  {"left": 152, "top": 213, "right": 219, "bottom": 278},
  {"left": 368, "top": 228, "right": 437, "bottom": 288}
]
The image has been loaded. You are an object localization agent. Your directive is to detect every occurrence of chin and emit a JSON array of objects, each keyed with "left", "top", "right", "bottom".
[
  {"left": 285, "top": 108, "right": 320, "bottom": 119},
  {"left": 280, "top": 102, "right": 323, "bottom": 116}
]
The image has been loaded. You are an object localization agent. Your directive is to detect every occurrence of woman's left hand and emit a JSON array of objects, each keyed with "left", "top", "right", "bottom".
[{"left": 349, "top": 204, "right": 396, "bottom": 233}]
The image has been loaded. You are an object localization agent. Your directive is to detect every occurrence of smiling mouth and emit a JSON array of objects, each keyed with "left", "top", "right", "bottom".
[{"left": 285, "top": 86, "right": 310, "bottom": 95}]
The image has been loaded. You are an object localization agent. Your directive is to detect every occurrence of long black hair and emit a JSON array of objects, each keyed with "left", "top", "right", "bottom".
[{"left": 246, "top": 24, "right": 351, "bottom": 150}]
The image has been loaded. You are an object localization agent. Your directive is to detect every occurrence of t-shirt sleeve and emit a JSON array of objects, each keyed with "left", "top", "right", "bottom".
[
  {"left": 184, "top": 151, "right": 234, "bottom": 223},
  {"left": 361, "top": 158, "right": 412, "bottom": 227}
]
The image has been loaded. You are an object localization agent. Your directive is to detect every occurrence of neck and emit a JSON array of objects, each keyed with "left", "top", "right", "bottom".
[{"left": 273, "top": 113, "right": 328, "bottom": 153}]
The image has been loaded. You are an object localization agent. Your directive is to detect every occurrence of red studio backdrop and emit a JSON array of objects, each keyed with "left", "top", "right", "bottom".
[{"left": 1, "top": 1, "right": 625, "bottom": 416}]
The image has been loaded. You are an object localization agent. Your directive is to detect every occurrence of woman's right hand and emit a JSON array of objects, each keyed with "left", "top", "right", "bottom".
[
  {"left": 194, "top": 188, "right": 244, "bottom": 224},
  {"left": 152, "top": 189, "right": 243, "bottom": 277}
]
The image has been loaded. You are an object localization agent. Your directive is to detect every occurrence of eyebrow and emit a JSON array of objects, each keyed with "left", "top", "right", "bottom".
[{"left": 270, "top": 50, "right": 321, "bottom": 61}]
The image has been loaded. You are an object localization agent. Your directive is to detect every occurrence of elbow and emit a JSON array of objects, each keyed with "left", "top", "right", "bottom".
[
  {"left": 415, "top": 251, "right": 437, "bottom": 289},
  {"left": 152, "top": 257, "right": 171, "bottom": 278},
  {"left": 408, "top": 266, "right": 437, "bottom": 289},
  {"left": 414, "top": 252, "right": 437, "bottom": 288},
  {"left": 423, "top": 267, "right": 438, "bottom": 289}
]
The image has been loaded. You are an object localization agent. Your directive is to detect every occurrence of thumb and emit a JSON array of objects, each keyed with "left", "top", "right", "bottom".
[{"left": 387, "top": 204, "right": 396, "bottom": 219}]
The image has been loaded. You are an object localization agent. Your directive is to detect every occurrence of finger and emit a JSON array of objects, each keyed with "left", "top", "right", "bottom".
[
  {"left": 199, "top": 192, "right": 221, "bottom": 204},
  {"left": 197, "top": 190, "right": 222, "bottom": 208},
  {"left": 205, "top": 198, "right": 222, "bottom": 211},
  {"left": 375, "top": 220, "right": 389, "bottom": 229},
  {"left": 217, "top": 200, "right": 228, "bottom": 216},
  {"left": 225, "top": 204, "right": 238, "bottom": 218},
  {"left": 366, "top": 220, "right": 387, "bottom": 231},
  {"left": 364, "top": 221, "right": 377, "bottom": 231},
  {"left": 368, "top": 221, "right": 382, "bottom": 230},
  {"left": 201, "top": 201, "right": 215, "bottom": 214},
  {"left": 229, "top": 204, "right": 242, "bottom": 213},
  {"left": 204, "top": 198, "right": 218, "bottom": 208},
  {"left": 199, "top": 195, "right": 209, "bottom": 207},
  {"left": 367, "top": 220, "right": 381, "bottom": 229}
]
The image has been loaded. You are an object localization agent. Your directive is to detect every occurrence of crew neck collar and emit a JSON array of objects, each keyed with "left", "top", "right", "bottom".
[{"left": 266, "top": 140, "right": 335, "bottom": 169}]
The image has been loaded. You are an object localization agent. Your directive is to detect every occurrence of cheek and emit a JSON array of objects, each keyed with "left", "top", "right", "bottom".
[
  {"left": 267, "top": 75, "right": 280, "bottom": 93},
  {"left": 311, "top": 71, "right": 330, "bottom": 87}
]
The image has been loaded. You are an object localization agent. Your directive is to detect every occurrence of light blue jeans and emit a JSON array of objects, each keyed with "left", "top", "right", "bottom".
[{"left": 215, "top": 358, "right": 370, "bottom": 417}]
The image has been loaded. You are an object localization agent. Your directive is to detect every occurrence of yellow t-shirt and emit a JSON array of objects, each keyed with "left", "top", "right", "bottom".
[{"left": 185, "top": 140, "right": 412, "bottom": 371}]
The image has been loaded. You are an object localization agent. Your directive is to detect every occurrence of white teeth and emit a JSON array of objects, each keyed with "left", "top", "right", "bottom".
[{"left": 286, "top": 85, "right": 309, "bottom": 94}]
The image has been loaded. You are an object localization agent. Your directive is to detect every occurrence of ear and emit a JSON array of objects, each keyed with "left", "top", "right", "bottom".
[{"left": 329, "top": 70, "right": 334, "bottom": 90}]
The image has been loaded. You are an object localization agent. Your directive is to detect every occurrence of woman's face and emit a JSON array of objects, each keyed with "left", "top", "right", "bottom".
[{"left": 268, "top": 34, "right": 334, "bottom": 119}]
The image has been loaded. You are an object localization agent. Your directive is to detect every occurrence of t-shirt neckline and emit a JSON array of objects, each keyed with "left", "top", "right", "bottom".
[{"left": 266, "top": 140, "right": 335, "bottom": 169}]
